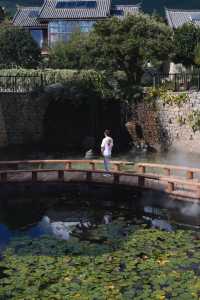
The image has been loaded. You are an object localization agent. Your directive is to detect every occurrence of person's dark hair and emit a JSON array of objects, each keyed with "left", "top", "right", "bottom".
[{"left": 104, "top": 129, "right": 111, "bottom": 136}]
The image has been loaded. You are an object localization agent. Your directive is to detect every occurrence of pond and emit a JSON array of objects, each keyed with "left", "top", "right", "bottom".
[
  {"left": 1, "top": 187, "right": 200, "bottom": 252},
  {"left": 1, "top": 148, "right": 200, "bottom": 299}
]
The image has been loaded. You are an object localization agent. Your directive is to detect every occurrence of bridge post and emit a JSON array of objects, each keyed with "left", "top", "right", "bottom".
[
  {"left": 186, "top": 170, "right": 194, "bottom": 180},
  {"left": 164, "top": 168, "right": 170, "bottom": 176},
  {"left": 167, "top": 181, "right": 174, "bottom": 193},
  {"left": 138, "top": 165, "right": 146, "bottom": 174},
  {"left": 58, "top": 170, "right": 64, "bottom": 181},
  {"left": 89, "top": 162, "right": 95, "bottom": 171},
  {"left": 113, "top": 163, "right": 121, "bottom": 172},
  {"left": 65, "top": 162, "right": 72, "bottom": 170}
]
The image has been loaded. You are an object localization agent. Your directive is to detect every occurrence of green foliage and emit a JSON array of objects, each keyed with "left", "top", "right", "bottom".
[
  {"left": 188, "top": 109, "right": 200, "bottom": 132},
  {"left": 173, "top": 23, "right": 200, "bottom": 67},
  {"left": 145, "top": 87, "right": 189, "bottom": 107},
  {"left": 49, "top": 14, "right": 173, "bottom": 85},
  {"left": 1, "top": 222, "right": 200, "bottom": 300},
  {"left": 48, "top": 31, "right": 91, "bottom": 69},
  {"left": 194, "top": 43, "right": 200, "bottom": 66},
  {"left": 0, "top": 26, "right": 41, "bottom": 68}
]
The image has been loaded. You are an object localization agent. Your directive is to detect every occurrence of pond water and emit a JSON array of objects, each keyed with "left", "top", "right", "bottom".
[
  {"left": 1, "top": 188, "right": 200, "bottom": 254},
  {"left": 1, "top": 147, "right": 200, "bottom": 253}
]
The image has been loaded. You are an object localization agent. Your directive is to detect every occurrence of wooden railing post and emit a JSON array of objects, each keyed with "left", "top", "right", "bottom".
[
  {"left": 167, "top": 181, "right": 174, "bottom": 193},
  {"left": 32, "top": 171, "right": 37, "bottom": 182},
  {"left": 113, "top": 163, "right": 121, "bottom": 172},
  {"left": 138, "top": 165, "right": 146, "bottom": 174},
  {"left": 186, "top": 170, "right": 193, "bottom": 180},
  {"left": 65, "top": 162, "right": 72, "bottom": 170},
  {"left": 164, "top": 168, "right": 170, "bottom": 176},
  {"left": 89, "top": 162, "right": 96, "bottom": 171},
  {"left": 58, "top": 170, "right": 64, "bottom": 181}
]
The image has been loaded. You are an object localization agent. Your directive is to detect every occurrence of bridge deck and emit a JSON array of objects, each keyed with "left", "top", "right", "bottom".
[{"left": 0, "top": 160, "right": 200, "bottom": 202}]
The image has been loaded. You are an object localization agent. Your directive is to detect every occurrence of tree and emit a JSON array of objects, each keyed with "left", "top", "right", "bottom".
[
  {"left": 0, "top": 26, "right": 41, "bottom": 68},
  {"left": 48, "top": 31, "right": 91, "bottom": 69},
  {"left": 48, "top": 14, "right": 173, "bottom": 85},
  {"left": 194, "top": 43, "right": 200, "bottom": 66},
  {"left": 173, "top": 23, "right": 200, "bottom": 67},
  {"left": 84, "top": 14, "right": 174, "bottom": 84}
]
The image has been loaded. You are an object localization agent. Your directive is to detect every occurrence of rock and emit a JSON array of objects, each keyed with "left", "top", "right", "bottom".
[{"left": 85, "top": 149, "right": 95, "bottom": 159}]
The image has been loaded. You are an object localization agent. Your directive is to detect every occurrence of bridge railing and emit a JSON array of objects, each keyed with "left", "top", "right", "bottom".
[
  {"left": 0, "top": 159, "right": 134, "bottom": 172},
  {"left": 136, "top": 162, "right": 200, "bottom": 180}
]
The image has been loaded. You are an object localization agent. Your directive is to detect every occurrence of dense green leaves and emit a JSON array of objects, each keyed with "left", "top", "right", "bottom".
[
  {"left": 1, "top": 221, "right": 200, "bottom": 299},
  {"left": 0, "top": 26, "right": 41, "bottom": 68},
  {"left": 173, "top": 23, "right": 200, "bottom": 67},
  {"left": 48, "top": 14, "right": 173, "bottom": 85}
]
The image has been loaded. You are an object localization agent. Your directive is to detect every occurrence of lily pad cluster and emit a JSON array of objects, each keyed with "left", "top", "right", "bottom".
[{"left": 1, "top": 220, "right": 200, "bottom": 300}]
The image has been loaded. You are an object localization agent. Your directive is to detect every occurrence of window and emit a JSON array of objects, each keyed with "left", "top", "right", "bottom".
[
  {"left": 48, "top": 20, "right": 95, "bottom": 46},
  {"left": 110, "top": 9, "right": 124, "bottom": 16},
  {"left": 56, "top": 1, "right": 97, "bottom": 9},
  {"left": 30, "top": 29, "right": 44, "bottom": 48},
  {"left": 190, "top": 14, "right": 200, "bottom": 21}
]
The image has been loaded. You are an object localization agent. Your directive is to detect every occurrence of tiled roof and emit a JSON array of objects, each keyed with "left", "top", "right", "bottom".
[
  {"left": 165, "top": 8, "right": 200, "bottom": 29},
  {"left": 12, "top": 7, "right": 46, "bottom": 27},
  {"left": 111, "top": 3, "right": 141, "bottom": 18},
  {"left": 39, "top": 0, "right": 111, "bottom": 20}
]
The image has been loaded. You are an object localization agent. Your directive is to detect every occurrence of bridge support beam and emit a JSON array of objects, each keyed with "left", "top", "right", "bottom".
[
  {"left": 32, "top": 171, "right": 37, "bottom": 182},
  {"left": 138, "top": 176, "right": 145, "bottom": 186},
  {"left": 58, "top": 170, "right": 64, "bottom": 181}
]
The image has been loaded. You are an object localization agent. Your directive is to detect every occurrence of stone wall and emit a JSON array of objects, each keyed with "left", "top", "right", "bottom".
[
  {"left": 0, "top": 91, "right": 50, "bottom": 148},
  {"left": 126, "top": 91, "right": 200, "bottom": 153},
  {"left": 1, "top": 89, "right": 200, "bottom": 153}
]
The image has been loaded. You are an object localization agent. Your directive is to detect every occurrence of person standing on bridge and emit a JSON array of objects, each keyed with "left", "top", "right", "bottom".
[{"left": 101, "top": 129, "right": 113, "bottom": 174}]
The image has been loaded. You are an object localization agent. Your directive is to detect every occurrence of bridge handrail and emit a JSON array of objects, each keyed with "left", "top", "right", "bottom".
[
  {"left": 136, "top": 162, "right": 200, "bottom": 179},
  {"left": 0, "top": 159, "right": 134, "bottom": 172},
  {"left": 1, "top": 166, "right": 200, "bottom": 199}
]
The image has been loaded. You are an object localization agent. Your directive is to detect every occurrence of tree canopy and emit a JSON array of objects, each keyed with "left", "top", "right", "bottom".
[
  {"left": 173, "top": 23, "right": 200, "bottom": 67},
  {"left": 49, "top": 14, "right": 174, "bottom": 86},
  {"left": 0, "top": 26, "right": 41, "bottom": 68}
]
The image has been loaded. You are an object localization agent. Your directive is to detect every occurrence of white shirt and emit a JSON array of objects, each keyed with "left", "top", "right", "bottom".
[{"left": 101, "top": 136, "right": 113, "bottom": 156}]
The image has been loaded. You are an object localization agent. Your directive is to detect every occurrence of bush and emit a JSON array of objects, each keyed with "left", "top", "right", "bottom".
[{"left": 0, "top": 26, "right": 41, "bottom": 68}]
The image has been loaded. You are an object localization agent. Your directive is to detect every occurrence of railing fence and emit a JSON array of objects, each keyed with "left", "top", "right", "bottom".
[{"left": 0, "top": 72, "right": 200, "bottom": 93}]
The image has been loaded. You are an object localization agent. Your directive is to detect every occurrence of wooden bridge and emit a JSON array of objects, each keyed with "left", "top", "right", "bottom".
[{"left": 0, "top": 159, "right": 200, "bottom": 201}]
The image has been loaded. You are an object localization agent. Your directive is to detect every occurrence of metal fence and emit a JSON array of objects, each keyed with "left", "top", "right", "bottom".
[
  {"left": 0, "top": 72, "right": 200, "bottom": 93},
  {"left": 0, "top": 75, "right": 44, "bottom": 93},
  {"left": 151, "top": 73, "right": 200, "bottom": 92}
]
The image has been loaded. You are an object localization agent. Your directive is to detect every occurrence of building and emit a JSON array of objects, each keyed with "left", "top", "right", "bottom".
[
  {"left": 12, "top": 0, "right": 141, "bottom": 48},
  {"left": 165, "top": 7, "right": 200, "bottom": 29}
]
